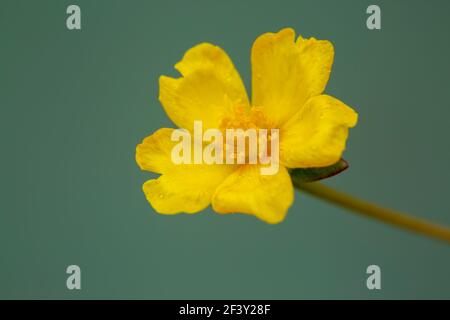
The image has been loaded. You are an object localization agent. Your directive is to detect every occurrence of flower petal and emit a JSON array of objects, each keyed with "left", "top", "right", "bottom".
[
  {"left": 135, "top": 128, "right": 176, "bottom": 174},
  {"left": 136, "top": 128, "right": 237, "bottom": 214},
  {"left": 251, "top": 28, "right": 334, "bottom": 126},
  {"left": 212, "top": 165, "right": 294, "bottom": 224},
  {"left": 159, "top": 43, "right": 249, "bottom": 131},
  {"left": 143, "top": 163, "right": 235, "bottom": 214},
  {"left": 280, "top": 95, "right": 358, "bottom": 168}
]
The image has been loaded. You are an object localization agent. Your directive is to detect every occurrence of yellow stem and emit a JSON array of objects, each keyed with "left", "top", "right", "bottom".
[{"left": 294, "top": 181, "right": 450, "bottom": 244}]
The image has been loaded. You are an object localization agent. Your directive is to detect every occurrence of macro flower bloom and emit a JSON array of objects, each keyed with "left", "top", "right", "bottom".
[{"left": 136, "top": 28, "right": 358, "bottom": 223}]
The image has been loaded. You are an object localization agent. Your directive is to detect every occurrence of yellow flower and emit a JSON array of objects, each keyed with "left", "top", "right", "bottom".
[{"left": 136, "top": 28, "right": 358, "bottom": 224}]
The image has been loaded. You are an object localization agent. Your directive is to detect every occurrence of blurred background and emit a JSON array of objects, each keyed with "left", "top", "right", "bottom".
[{"left": 1, "top": 0, "right": 449, "bottom": 299}]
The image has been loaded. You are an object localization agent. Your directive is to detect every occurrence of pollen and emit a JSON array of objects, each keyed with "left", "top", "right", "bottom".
[
  {"left": 217, "top": 105, "right": 277, "bottom": 164},
  {"left": 219, "top": 105, "right": 272, "bottom": 131}
]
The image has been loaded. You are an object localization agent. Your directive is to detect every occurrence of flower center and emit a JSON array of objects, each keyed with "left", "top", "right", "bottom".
[
  {"left": 219, "top": 106, "right": 276, "bottom": 164},
  {"left": 219, "top": 106, "right": 270, "bottom": 131}
]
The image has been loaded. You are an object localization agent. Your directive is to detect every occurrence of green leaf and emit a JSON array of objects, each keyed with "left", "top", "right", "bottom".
[{"left": 289, "top": 159, "right": 349, "bottom": 183}]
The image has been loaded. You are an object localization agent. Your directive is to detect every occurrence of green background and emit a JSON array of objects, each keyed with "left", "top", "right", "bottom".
[{"left": 1, "top": 0, "right": 449, "bottom": 299}]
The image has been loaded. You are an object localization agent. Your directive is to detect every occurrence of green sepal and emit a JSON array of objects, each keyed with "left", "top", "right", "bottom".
[{"left": 289, "top": 159, "right": 349, "bottom": 183}]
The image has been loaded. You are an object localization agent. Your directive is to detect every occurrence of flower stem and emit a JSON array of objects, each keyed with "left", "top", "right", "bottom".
[{"left": 293, "top": 181, "right": 450, "bottom": 244}]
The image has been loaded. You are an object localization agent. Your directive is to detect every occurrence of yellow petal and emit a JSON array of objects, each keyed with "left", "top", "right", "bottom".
[
  {"left": 135, "top": 128, "right": 176, "bottom": 174},
  {"left": 212, "top": 165, "right": 294, "bottom": 224},
  {"left": 280, "top": 95, "right": 358, "bottom": 168},
  {"left": 143, "top": 163, "right": 236, "bottom": 214},
  {"left": 159, "top": 43, "right": 249, "bottom": 131},
  {"left": 251, "top": 28, "right": 334, "bottom": 126},
  {"left": 136, "top": 128, "right": 236, "bottom": 214}
]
